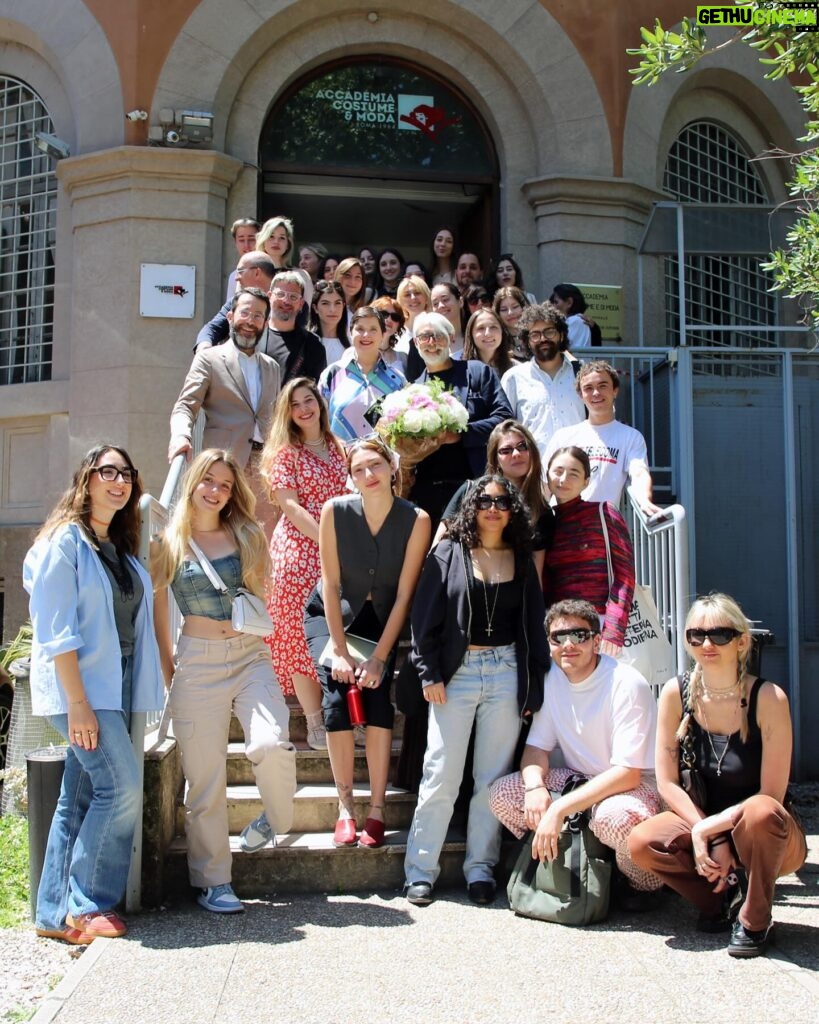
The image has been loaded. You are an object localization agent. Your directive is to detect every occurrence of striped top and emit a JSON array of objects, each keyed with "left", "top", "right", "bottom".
[
  {"left": 543, "top": 497, "right": 634, "bottom": 647},
  {"left": 319, "top": 351, "right": 405, "bottom": 442}
]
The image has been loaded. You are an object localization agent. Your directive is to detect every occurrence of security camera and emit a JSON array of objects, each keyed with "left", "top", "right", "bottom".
[
  {"left": 125, "top": 109, "right": 148, "bottom": 122},
  {"left": 34, "top": 132, "right": 71, "bottom": 160},
  {"left": 165, "top": 129, "right": 182, "bottom": 145}
]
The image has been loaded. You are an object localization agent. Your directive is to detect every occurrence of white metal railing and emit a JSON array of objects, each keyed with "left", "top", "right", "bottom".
[
  {"left": 625, "top": 486, "right": 689, "bottom": 684},
  {"left": 127, "top": 417, "right": 202, "bottom": 911}
]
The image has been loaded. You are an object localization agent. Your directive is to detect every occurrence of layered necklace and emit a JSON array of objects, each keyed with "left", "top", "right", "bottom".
[
  {"left": 475, "top": 548, "right": 505, "bottom": 637},
  {"left": 303, "top": 435, "right": 329, "bottom": 461},
  {"left": 696, "top": 672, "right": 745, "bottom": 777}
]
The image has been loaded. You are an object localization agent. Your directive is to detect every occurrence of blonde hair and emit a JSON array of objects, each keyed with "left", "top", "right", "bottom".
[
  {"left": 256, "top": 216, "right": 294, "bottom": 264},
  {"left": 677, "top": 592, "right": 753, "bottom": 745},
  {"left": 260, "top": 378, "right": 344, "bottom": 482},
  {"left": 152, "top": 449, "right": 270, "bottom": 598},
  {"left": 396, "top": 275, "right": 432, "bottom": 318}
]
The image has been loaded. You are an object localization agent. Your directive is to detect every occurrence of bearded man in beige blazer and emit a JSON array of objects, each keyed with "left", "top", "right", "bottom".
[{"left": 169, "top": 287, "right": 281, "bottom": 533}]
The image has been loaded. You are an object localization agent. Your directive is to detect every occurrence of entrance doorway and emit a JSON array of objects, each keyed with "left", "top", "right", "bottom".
[{"left": 259, "top": 58, "right": 498, "bottom": 268}]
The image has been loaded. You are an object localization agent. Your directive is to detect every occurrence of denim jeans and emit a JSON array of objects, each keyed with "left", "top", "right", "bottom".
[
  {"left": 404, "top": 644, "right": 521, "bottom": 886},
  {"left": 36, "top": 658, "right": 141, "bottom": 930}
]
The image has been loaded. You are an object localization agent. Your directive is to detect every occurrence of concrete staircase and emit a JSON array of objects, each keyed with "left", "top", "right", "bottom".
[{"left": 160, "top": 703, "right": 470, "bottom": 898}]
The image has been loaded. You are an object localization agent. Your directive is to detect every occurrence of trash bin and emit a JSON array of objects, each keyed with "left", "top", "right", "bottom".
[{"left": 26, "top": 745, "right": 67, "bottom": 922}]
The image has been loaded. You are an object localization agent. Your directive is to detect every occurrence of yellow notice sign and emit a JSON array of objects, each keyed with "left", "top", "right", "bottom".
[{"left": 575, "top": 284, "right": 622, "bottom": 341}]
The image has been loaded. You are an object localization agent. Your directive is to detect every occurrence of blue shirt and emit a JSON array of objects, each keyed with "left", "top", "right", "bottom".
[
  {"left": 23, "top": 523, "right": 165, "bottom": 716},
  {"left": 319, "top": 352, "right": 405, "bottom": 442}
]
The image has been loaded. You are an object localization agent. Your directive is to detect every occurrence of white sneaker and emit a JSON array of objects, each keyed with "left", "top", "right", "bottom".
[
  {"left": 198, "top": 884, "right": 244, "bottom": 914},
  {"left": 239, "top": 813, "right": 277, "bottom": 853},
  {"left": 306, "top": 721, "right": 328, "bottom": 750}
]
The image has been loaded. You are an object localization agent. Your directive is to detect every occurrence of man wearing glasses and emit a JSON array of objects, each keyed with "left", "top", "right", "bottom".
[
  {"left": 489, "top": 598, "right": 663, "bottom": 911},
  {"left": 500, "top": 302, "right": 585, "bottom": 456},
  {"left": 194, "top": 251, "right": 277, "bottom": 353}
]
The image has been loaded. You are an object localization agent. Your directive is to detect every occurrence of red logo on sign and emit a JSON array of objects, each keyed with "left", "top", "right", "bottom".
[{"left": 399, "top": 104, "right": 461, "bottom": 141}]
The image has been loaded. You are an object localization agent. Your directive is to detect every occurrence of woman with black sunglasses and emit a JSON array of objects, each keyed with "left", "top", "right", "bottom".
[
  {"left": 403, "top": 475, "right": 547, "bottom": 906},
  {"left": 629, "top": 593, "right": 806, "bottom": 958},
  {"left": 23, "top": 445, "right": 164, "bottom": 944}
]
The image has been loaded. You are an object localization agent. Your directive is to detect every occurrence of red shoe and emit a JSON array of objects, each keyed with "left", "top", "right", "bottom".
[
  {"left": 358, "top": 818, "right": 386, "bottom": 849},
  {"left": 35, "top": 924, "right": 94, "bottom": 946},
  {"left": 333, "top": 817, "right": 358, "bottom": 847},
  {"left": 67, "top": 910, "right": 127, "bottom": 939}
]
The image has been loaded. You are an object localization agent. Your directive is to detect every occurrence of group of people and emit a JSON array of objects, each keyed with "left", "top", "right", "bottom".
[{"left": 21, "top": 215, "right": 805, "bottom": 960}]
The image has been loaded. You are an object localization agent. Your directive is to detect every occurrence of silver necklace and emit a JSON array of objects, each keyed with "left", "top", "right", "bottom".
[
  {"left": 476, "top": 549, "right": 502, "bottom": 637},
  {"left": 304, "top": 436, "right": 326, "bottom": 449},
  {"left": 697, "top": 698, "right": 733, "bottom": 777}
]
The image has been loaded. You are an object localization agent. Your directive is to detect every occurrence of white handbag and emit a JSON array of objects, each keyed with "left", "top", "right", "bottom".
[{"left": 187, "top": 539, "right": 273, "bottom": 638}]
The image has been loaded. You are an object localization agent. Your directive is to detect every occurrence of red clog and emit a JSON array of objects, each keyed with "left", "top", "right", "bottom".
[
  {"left": 358, "top": 817, "right": 386, "bottom": 849},
  {"left": 333, "top": 817, "right": 358, "bottom": 847}
]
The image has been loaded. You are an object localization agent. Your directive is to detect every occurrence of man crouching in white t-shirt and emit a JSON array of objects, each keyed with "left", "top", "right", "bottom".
[
  {"left": 489, "top": 598, "right": 663, "bottom": 910},
  {"left": 543, "top": 360, "right": 662, "bottom": 516}
]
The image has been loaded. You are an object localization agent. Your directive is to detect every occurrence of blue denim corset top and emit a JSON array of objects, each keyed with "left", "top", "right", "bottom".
[{"left": 171, "top": 553, "right": 242, "bottom": 621}]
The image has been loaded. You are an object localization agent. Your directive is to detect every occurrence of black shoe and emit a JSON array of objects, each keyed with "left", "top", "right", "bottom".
[
  {"left": 612, "top": 869, "right": 663, "bottom": 913},
  {"left": 697, "top": 877, "right": 744, "bottom": 933},
  {"left": 405, "top": 882, "right": 434, "bottom": 906},
  {"left": 467, "top": 880, "right": 496, "bottom": 906},
  {"left": 728, "top": 919, "right": 773, "bottom": 958}
]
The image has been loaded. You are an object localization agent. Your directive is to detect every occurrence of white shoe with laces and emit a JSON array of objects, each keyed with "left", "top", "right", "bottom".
[
  {"left": 239, "top": 813, "right": 277, "bottom": 853},
  {"left": 198, "top": 884, "right": 244, "bottom": 914}
]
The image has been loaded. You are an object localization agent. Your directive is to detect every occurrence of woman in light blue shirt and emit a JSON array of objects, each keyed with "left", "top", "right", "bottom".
[{"left": 23, "top": 444, "right": 164, "bottom": 945}]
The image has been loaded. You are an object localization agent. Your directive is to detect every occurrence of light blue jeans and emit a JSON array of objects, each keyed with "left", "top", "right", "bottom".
[
  {"left": 404, "top": 644, "right": 521, "bottom": 887},
  {"left": 36, "top": 658, "right": 140, "bottom": 930}
]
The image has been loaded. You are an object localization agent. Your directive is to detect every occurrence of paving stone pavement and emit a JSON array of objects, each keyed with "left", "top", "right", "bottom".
[{"left": 29, "top": 826, "right": 819, "bottom": 1024}]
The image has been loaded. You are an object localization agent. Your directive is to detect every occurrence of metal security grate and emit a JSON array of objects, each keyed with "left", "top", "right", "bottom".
[
  {"left": 663, "top": 121, "right": 776, "bottom": 351},
  {"left": 0, "top": 76, "right": 57, "bottom": 386}
]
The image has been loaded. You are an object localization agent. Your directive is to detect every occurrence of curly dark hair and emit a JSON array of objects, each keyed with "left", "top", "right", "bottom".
[{"left": 449, "top": 474, "right": 534, "bottom": 561}]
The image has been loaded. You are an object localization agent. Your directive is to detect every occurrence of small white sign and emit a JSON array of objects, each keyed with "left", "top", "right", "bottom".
[{"left": 140, "top": 263, "right": 196, "bottom": 318}]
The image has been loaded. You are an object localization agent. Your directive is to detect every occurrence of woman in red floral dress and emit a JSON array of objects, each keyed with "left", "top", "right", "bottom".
[{"left": 261, "top": 378, "right": 347, "bottom": 749}]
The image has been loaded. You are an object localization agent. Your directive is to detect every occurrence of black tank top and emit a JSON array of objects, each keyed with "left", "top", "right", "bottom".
[{"left": 680, "top": 676, "right": 764, "bottom": 815}]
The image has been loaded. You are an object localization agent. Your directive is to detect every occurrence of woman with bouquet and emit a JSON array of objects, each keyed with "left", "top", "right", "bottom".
[
  {"left": 319, "top": 306, "right": 405, "bottom": 442},
  {"left": 407, "top": 312, "right": 512, "bottom": 529}
]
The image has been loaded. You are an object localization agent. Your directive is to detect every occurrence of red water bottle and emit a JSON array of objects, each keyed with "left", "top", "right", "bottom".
[{"left": 346, "top": 683, "right": 367, "bottom": 726}]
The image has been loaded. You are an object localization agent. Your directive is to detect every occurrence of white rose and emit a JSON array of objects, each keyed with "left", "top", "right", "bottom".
[
  {"left": 419, "top": 409, "right": 442, "bottom": 432},
  {"left": 401, "top": 409, "right": 425, "bottom": 433}
]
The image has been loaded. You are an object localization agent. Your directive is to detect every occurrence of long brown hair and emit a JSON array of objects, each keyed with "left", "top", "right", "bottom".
[
  {"left": 261, "top": 378, "right": 344, "bottom": 482},
  {"left": 486, "top": 420, "right": 546, "bottom": 520},
  {"left": 151, "top": 449, "right": 270, "bottom": 598},
  {"left": 335, "top": 257, "right": 367, "bottom": 311},
  {"left": 37, "top": 443, "right": 142, "bottom": 556},
  {"left": 462, "top": 308, "right": 514, "bottom": 376}
]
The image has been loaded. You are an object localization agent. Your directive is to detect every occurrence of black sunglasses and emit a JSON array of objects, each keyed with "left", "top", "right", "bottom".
[
  {"left": 549, "top": 628, "right": 598, "bottom": 646},
  {"left": 476, "top": 494, "right": 512, "bottom": 511},
  {"left": 686, "top": 627, "right": 742, "bottom": 647}
]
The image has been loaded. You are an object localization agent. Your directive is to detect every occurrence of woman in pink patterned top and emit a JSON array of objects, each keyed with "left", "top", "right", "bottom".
[
  {"left": 544, "top": 445, "right": 634, "bottom": 656},
  {"left": 261, "top": 378, "right": 347, "bottom": 749}
]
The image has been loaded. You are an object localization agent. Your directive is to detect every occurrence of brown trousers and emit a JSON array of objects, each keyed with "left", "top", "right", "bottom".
[{"left": 628, "top": 794, "right": 806, "bottom": 931}]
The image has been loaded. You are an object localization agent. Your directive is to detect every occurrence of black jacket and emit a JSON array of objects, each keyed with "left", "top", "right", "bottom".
[{"left": 403, "top": 538, "right": 547, "bottom": 716}]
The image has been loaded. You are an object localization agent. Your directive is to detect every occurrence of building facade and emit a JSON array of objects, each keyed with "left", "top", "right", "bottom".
[{"left": 1, "top": 1, "right": 816, "bottom": 770}]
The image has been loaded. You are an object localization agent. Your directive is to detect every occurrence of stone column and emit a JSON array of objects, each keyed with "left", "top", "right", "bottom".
[
  {"left": 522, "top": 176, "right": 666, "bottom": 343},
  {"left": 57, "top": 147, "right": 242, "bottom": 497}
]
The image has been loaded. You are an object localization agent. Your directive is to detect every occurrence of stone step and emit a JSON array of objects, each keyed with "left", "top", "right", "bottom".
[
  {"left": 228, "top": 705, "right": 405, "bottom": 744},
  {"left": 164, "top": 828, "right": 472, "bottom": 896},
  {"left": 225, "top": 740, "right": 403, "bottom": 786},
  {"left": 175, "top": 783, "right": 418, "bottom": 836}
]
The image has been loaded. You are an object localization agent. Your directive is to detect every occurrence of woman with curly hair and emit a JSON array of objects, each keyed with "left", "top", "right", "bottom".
[
  {"left": 152, "top": 449, "right": 296, "bottom": 914},
  {"left": 403, "top": 474, "right": 548, "bottom": 906},
  {"left": 24, "top": 444, "right": 164, "bottom": 944}
]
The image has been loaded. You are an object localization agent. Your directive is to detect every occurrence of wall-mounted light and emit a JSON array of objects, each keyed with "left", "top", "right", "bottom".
[{"left": 34, "top": 131, "right": 70, "bottom": 160}]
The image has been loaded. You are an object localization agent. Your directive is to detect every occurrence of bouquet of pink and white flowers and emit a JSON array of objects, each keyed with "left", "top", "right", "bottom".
[{"left": 375, "top": 379, "right": 469, "bottom": 497}]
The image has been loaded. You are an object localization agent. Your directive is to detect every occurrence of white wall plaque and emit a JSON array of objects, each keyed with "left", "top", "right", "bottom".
[{"left": 140, "top": 263, "right": 196, "bottom": 318}]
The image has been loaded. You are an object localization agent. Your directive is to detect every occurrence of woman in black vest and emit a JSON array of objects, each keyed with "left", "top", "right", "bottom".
[
  {"left": 304, "top": 436, "right": 430, "bottom": 849},
  {"left": 628, "top": 593, "right": 806, "bottom": 957}
]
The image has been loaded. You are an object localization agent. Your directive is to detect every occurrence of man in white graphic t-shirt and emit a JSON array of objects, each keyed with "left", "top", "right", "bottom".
[{"left": 544, "top": 360, "right": 661, "bottom": 515}]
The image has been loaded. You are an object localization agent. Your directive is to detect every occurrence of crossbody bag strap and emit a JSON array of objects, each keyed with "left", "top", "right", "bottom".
[
  {"left": 598, "top": 502, "right": 613, "bottom": 587},
  {"left": 187, "top": 538, "right": 230, "bottom": 593}
]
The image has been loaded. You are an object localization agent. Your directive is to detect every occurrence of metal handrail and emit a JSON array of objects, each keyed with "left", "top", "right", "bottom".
[{"left": 625, "top": 487, "right": 689, "bottom": 686}]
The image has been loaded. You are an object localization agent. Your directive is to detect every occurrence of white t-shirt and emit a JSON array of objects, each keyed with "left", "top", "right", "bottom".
[
  {"left": 567, "top": 313, "right": 591, "bottom": 349},
  {"left": 527, "top": 654, "right": 656, "bottom": 777},
  {"left": 501, "top": 356, "right": 584, "bottom": 456},
  {"left": 545, "top": 417, "right": 649, "bottom": 506},
  {"left": 321, "top": 336, "right": 346, "bottom": 365}
]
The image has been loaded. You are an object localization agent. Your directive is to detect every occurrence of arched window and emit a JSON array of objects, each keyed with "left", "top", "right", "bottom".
[
  {"left": 663, "top": 121, "right": 775, "bottom": 347},
  {"left": 0, "top": 75, "right": 57, "bottom": 385}
]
